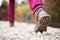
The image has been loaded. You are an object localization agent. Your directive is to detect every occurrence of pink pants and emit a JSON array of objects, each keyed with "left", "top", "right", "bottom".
[
  {"left": 8, "top": 0, "right": 15, "bottom": 22},
  {"left": 8, "top": 0, "right": 44, "bottom": 22}
]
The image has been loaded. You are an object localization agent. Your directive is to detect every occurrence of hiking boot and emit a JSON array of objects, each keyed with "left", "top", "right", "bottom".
[{"left": 34, "top": 10, "right": 50, "bottom": 33}]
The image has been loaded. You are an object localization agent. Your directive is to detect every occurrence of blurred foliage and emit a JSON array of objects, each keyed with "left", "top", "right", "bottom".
[
  {"left": 0, "top": 1, "right": 7, "bottom": 20},
  {"left": 44, "top": 0, "right": 60, "bottom": 27},
  {"left": 15, "top": 1, "right": 33, "bottom": 22}
]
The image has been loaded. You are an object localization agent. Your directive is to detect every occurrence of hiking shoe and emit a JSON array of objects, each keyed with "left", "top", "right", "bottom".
[{"left": 34, "top": 11, "right": 50, "bottom": 33}]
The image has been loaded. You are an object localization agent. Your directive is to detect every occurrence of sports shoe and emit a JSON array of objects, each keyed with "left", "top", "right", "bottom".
[{"left": 34, "top": 11, "right": 50, "bottom": 33}]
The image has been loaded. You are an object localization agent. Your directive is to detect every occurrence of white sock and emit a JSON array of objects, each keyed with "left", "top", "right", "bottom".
[{"left": 38, "top": 11, "right": 50, "bottom": 20}]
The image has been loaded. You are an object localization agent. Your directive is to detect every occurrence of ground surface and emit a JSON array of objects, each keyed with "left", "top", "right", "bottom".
[{"left": 0, "top": 21, "right": 60, "bottom": 40}]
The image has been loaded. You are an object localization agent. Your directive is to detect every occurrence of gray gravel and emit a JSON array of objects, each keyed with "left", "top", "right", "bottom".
[{"left": 0, "top": 21, "right": 60, "bottom": 40}]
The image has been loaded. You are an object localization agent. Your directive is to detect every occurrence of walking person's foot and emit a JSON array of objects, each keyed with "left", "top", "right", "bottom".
[
  {"left": 34, "top": 11, "right": 50, "bottom": 33},
  {"left": 10, "top": 22, "right": 14, "bottom": 27}
]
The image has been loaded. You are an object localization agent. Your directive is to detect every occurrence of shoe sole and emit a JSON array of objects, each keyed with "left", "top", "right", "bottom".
[{"left": 34, "top": 16, "right": 50, "bottom": 33}]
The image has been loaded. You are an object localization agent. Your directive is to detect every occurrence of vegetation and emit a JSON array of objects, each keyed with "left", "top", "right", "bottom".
[
  {"left": 44, "top": 0, "right": 60, "bottom": 27},
  {"left": 0, "top": 1, "right": 7, "bottom": 20}
]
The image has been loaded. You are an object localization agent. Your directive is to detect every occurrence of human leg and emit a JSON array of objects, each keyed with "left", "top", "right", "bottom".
[{"left": 8, "top": 0, "right": 15, "bottom": 27}]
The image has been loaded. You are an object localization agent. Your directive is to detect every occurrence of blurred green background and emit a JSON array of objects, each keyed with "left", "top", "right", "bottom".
[{"left": 0, "top": 0, "right": 60, "bottom": 28}]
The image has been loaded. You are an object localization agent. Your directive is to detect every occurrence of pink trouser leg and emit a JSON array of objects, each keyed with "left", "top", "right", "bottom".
[
  {"left": 28, "top": 0, "right": 50, "bottom": 33},
  {"left": 28, "top": 0, "right": 45, "bottom": 15},
  {"left": 8, "top": 0, "right": 15, "bottom": 23}
]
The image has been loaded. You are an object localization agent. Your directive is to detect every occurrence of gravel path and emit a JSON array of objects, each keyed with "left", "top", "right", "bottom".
[{"left": 0, "top": 21, "right": 60, "bottom": 40}]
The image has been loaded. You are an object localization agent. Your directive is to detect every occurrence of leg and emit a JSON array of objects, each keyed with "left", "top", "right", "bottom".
[
  {"left": 34, "top": 8, "right": 50, "bottom": 33},
  {"left": 28, "top": 0, "right": 50, "bottom": 33},
  {"left": 8, "top": 0, "right": 15, "bottom": 27}
]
